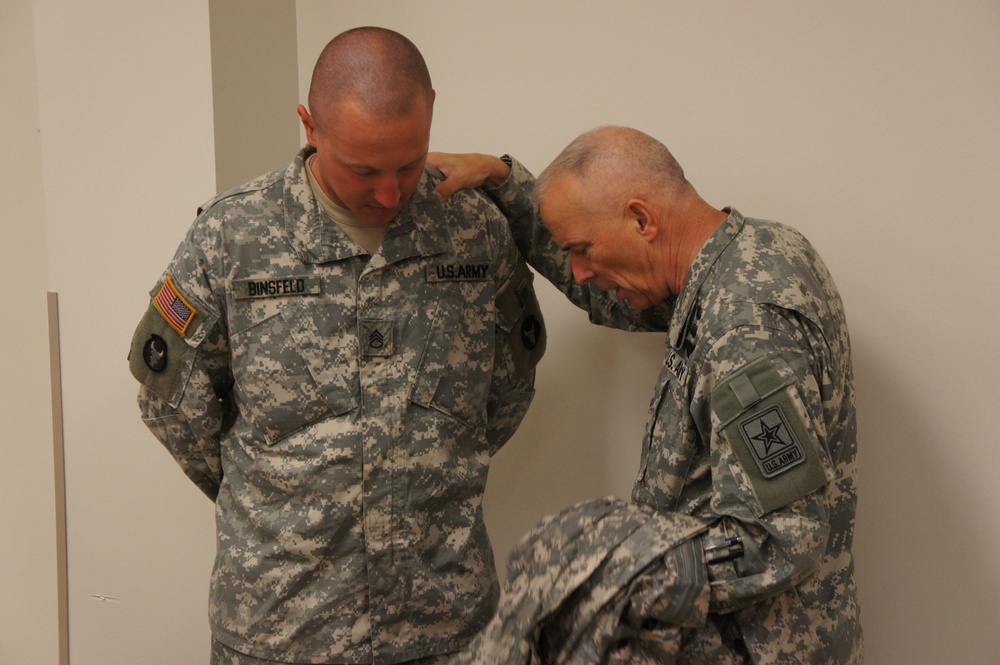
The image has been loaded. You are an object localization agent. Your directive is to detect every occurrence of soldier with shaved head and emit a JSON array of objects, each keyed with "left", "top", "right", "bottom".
[{"left": 130, "top": 27, "right": 545, "bottom": 665}]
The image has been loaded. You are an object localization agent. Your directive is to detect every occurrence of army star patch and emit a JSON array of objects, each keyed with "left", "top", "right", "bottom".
[
  {"left": 738, "top": 404, "right": 806, "bottom": 478},
  {"left": 153, "top": 276, "right": 196, "bottom": 336}
]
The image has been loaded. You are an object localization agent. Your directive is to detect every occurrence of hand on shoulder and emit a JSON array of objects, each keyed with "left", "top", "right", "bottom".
[{"left": 427, "top": 152, "right": 512, "bottom": 201}]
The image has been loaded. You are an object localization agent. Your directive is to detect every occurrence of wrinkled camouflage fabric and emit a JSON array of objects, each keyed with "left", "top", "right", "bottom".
[
  {"left": 484, "top": 159, "right": 863, "bottom": 664},
  {"left": 212, "top": 639, "right": 461, "bottom": 665},
  {"left": 456, "top": 497, "right": 725, "bottom": 665},
  {"left": 129, "top": 147, "right": 544, "bottom": 664}
]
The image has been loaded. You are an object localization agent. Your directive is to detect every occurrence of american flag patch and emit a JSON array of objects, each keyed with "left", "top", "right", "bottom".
[{"left": 153, "top": 276, "right": 197, "bottom": 336}]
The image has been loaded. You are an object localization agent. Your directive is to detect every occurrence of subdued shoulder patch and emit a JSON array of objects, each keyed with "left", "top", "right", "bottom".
[
  {"left": 496, "top": 260, "right": 546, "bottom": 380},
  {"left": 129, "top": 300, "right": 197, "bottom": 406},
  {"left": 739, "top": 403, "right": 807, "bottom": 478},
  {"left": 713, "top": 356, "right": 827, "bottom": 515},
  {"left": 142, "top": 334, "right": 169, "bottom": 372}
]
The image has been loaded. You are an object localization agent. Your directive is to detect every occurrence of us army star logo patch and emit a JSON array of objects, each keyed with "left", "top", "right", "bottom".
[{"left": 737, "top": 404, "right": 806, "bottom": 478}]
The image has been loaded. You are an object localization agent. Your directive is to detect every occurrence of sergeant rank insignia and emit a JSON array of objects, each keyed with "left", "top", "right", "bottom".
[{"left": 361, "top": 320, "right": 394, "bottom": 357}]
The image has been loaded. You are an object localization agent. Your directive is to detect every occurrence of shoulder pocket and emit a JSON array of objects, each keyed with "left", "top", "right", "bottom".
[
  {"left": 495, "top": 260, "right": 546, "bottom": 382},
  {"left": 712, "top": 355, "right": 827, "bottom": 516},
  {"left": 129, "top": 279, "right": 218, "bottom": 408}
]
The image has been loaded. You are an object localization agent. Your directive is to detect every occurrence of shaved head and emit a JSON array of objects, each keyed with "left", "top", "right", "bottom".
[
  {"left": 307, "top": 27, "right": 433, "bottom": 128},
  {"left": 534, "top": 126, "right": 688, "bottom": 216}
]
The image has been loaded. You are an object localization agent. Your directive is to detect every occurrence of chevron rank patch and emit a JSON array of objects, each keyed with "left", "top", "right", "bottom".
[
  {"left": 153, "top": 276, "right": 197, "bottom": 336},
  {"left": 361, "top": 319, "right": 394, "bottom": 357}
]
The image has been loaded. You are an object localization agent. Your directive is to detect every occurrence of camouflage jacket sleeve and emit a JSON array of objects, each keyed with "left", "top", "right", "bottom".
[
  {"left": 485, "top": 157, "right": 672, "bottom": 332},
  {"left": 698, "top": 320, "right": 837, "bottom": 615},
  {"left": 485, "top": 197, "right": 547, "bottom": 454},
  {"left": 129, "top": 222, "right": 234, "bottom": 501}
]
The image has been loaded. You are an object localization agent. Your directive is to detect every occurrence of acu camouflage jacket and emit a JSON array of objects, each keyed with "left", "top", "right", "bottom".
[
  {"left": 129, "top": 148, "right": 545, "bottom": 664},
  {"left": 482, "top": 158, "right": 862, "bottom": 664}
]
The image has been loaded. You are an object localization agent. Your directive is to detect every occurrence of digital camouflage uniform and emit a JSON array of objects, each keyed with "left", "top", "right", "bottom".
[
  {"left": 129, "top": 147, "right": 545, "bottom": 664},
  {"left": 456, "top": 497, "right": 714, "bottom": 665},
  {"left": 472, "top": 158, "right": 862, "bottom": 664}
]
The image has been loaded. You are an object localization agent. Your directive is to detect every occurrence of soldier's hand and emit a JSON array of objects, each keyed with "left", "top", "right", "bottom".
[{"left": 428, "top": 152, "right": 511, "bottom": 201}]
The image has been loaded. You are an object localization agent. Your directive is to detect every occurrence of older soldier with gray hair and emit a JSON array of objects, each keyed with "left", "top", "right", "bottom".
[
  {"left": 430, "top": 126, "right": 862, "bottom": 663},
  {"left": 129, "top": 27, "right": 544, "bottom": 665}
]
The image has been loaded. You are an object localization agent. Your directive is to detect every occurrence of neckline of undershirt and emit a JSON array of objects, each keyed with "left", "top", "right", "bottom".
[{"left": 305, "top": 154, "right": 388, "bottom": 254}]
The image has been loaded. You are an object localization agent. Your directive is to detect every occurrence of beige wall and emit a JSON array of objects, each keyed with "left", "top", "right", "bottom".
[
  {"left": 7, "top": 1, "right": 999, "bottom": 663},
  {"left": 1, "top": 2, "right": 59, "bottom": 663},
  {"left": 209, "top": 0, "right": 300, "bottom": 192},
  {"left": 24, "top": 1, "right": 219, "bottom": 663}
]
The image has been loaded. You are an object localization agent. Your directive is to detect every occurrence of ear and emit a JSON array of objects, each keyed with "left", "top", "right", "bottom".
[
  {"left": 626, "top": 199, "right": 660, "bottom": 241},
  {"left": 297, "top": 104, "right": 318, "bottom": 146}
]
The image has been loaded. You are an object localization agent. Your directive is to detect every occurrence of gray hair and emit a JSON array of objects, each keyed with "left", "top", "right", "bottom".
[{"left": 533, "top": 126, "right": 687, "bottom": 215}]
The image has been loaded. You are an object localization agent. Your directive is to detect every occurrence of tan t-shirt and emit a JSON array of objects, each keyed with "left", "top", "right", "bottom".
[{"left": 305, "top": 154, "right": 388, "bottom": 255}]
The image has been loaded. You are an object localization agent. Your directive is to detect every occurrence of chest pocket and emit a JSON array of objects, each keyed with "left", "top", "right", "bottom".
[
  {"left": 231, "top": 298, "right": 358, "bottom": 445},
  {"left": 411, "top": 277, "right": 495, "bottom": 428}
]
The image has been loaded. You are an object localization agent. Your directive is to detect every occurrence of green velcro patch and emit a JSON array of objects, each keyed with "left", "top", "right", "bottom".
[
  {"left": 713, "top": 356, "right": 826, "bottom": 515},
  {"left": 128, "top": 301, "right": 196, "bottom": 406},
  {"left": 496, "top": 260, "right": 546, "bottom": 380}
]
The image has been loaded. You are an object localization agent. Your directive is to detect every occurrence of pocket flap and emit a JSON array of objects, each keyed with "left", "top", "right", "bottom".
[{"left": 712, "top": 355, "right": 794, "bottom": 430}]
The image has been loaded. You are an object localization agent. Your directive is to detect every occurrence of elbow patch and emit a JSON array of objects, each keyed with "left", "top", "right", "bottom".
[
  {"left": 496, "top": 259, "right": 546, "bottom": 380},
  {"left": 712, "top": 356, "right": 828, "bottom": 516}
]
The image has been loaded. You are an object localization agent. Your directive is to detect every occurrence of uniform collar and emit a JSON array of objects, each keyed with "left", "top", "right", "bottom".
[
  {"left": 283, "top": 146, "right": 450, "bottom": 265},
  {"left": 668, "top": 208, "right": 745, "bottom": 351}
]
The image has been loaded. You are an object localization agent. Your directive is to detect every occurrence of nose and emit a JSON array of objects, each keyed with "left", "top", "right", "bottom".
[
  {"left": 571, "top": 257, "right": 596, "bottom": 285},
  {"left": 373, "top": 177, "right": 401, "bottom": 208}
]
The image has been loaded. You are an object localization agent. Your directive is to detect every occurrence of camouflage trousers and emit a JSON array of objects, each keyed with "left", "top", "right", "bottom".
[{"left": 211, "top": 639, "right": 458, "bottom": 665}]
